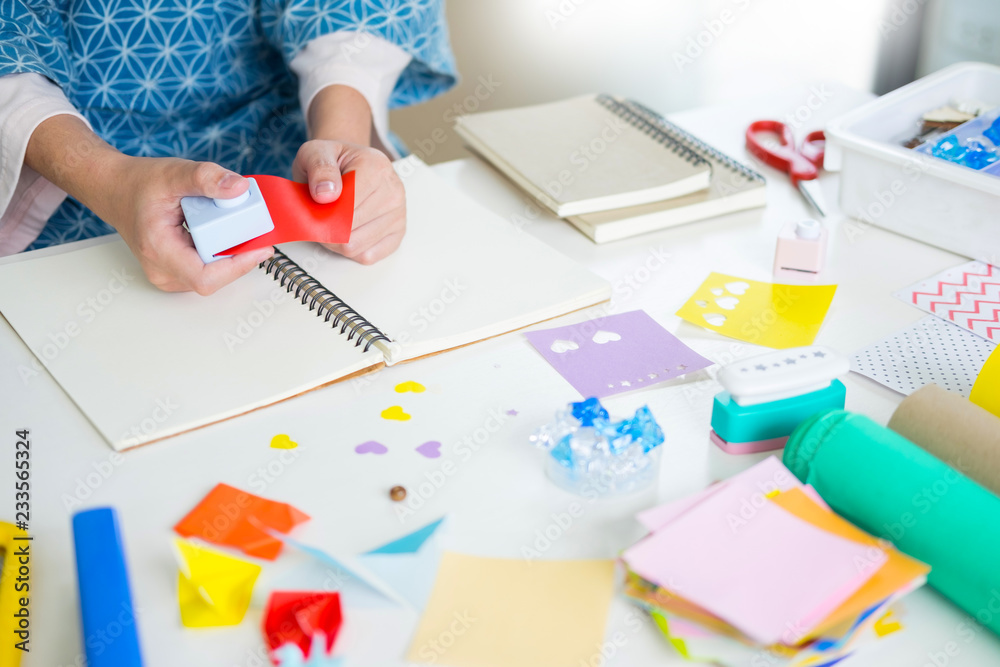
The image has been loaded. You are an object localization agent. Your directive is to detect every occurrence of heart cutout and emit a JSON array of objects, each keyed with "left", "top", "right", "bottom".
[
  {"left": 710, "top": 288, "right": 724, "bottom": 296},
  {"left": 415, "top": 441, "right": 442, "bottom": 459},
  {"left": 395, "top": 381, "right": 426, "bottom": 393},
  {"left": 703, "top": 313, "right": 727, "bottom": 327},
  {"left": 695, "top": 299, "right": 708, "bottom": 307},
  {"left": 270, "top": 434, "right": 298, "bottom": 449},
  {"left": 381, "top": 406, "right": 411, "bottom": 421},
  {"left": 592, "top": 330, "right": 621, "bottom": 344},
  {"left": 715, "top": 296, "right": 739, "bottom": 310},
  {"left": 724, "top": 281, "right": 750, "bottom": 295},
  {"left": 354, "top": 440, "right": 388, "bottom": 455},
  {"left": 550, "top": 339, "right": 580, "bottom": 353}
]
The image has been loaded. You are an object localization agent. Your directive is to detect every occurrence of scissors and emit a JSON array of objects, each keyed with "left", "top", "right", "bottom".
[{"left": 745, "top": 120, "right": 827, "bottom": 217}]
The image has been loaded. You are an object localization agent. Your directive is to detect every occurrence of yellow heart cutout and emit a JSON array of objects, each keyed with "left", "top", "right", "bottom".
[
  {"left": 381, "top": 406, "right": 412, "bottom": 421},
  {"left": 395, "top": 381, "right": 426, "bottom": 394},
  {"left": 270, "top": 434, "right": 298, "bottom": 449}
]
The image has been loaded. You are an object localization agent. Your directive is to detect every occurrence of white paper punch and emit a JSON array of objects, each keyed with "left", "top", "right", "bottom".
[
  {"left": 181, "top": 177, "right": 274, "bottom": 263},
  {"left": 716, "top": 345, "right": 849, "bottom": 406}
]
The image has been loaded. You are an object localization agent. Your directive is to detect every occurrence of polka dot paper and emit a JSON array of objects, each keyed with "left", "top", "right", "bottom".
[{"left": 851, "top": 316, "right": 997, "bottom": 397}]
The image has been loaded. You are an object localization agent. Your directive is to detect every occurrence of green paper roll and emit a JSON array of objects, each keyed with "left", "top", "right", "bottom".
[{"left": 784, "top": 409, "right": 1000, "bottom": 636}]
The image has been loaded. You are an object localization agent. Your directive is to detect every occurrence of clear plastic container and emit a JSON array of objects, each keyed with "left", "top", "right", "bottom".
[{"left": 824, "top": 61, "right": 1000, "bottom": 262}]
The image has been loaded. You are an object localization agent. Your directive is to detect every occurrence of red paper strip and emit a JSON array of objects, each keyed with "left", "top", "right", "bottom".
[
  {"left": 264, "top": 591, "right": 343, "bottom": 661},
  {"left": 220, "top": 171, "right": 355, "bottom": 255},
  {"left": 174, "top": 483, "right": 310, "bottom": 560}
]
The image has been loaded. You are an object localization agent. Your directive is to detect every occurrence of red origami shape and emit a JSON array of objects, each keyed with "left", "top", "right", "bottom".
[
  {"left": 220, "top": 171, "right": 356, "bottom": 255},
  {"left": 264, "top": 591, "right": 343, "bottom": 662},
  {"left": 173, "top": 483, "right": 310, "bottom": 560}
]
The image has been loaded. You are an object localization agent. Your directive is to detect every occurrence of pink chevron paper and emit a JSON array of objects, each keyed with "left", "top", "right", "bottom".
[{"left": 895, "top": 261, "right": 1000, "bottom": 343}]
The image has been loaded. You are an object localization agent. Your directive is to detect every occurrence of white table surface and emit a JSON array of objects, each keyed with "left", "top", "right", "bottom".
[{"left": 3, "top": 81, "right": 999, "bottom": 667}]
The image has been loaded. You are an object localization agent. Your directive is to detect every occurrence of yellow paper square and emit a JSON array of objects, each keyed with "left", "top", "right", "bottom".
[
  {"left": 407, "top": 553, "right": 615, "bottom": 667},
  {"left": 676, "top": 272, "right": 837, "bottom": 349}
]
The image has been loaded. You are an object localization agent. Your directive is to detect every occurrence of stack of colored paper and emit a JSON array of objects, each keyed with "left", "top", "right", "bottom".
[{"left": 622, "top": 458, "right": 929, "bottom": 666}]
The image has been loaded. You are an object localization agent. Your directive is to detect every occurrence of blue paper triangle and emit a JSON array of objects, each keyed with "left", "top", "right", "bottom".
[{"left": 366, "top": 518, "right": 444, "bottom": 555}]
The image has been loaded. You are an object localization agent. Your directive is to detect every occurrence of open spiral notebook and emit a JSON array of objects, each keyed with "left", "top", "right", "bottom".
[{"left": 0, "top": 158, "right": 610, "bottom": 450}]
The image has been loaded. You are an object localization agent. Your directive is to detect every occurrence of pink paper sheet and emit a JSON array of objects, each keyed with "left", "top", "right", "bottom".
[{"left": 625, "top": 461, "right": 880, "bottom": 646}]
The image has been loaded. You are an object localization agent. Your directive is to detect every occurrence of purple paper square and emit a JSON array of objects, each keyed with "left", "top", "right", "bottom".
[{"left": 524, "top": 310, "right": 713, "bottom": 398}]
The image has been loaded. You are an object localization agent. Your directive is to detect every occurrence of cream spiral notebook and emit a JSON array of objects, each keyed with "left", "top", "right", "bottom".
[
  {"left": 454, "top": 94, "right": 712, "bottom": 217},
  {"left": 0, "top": 158, "right": 610, "bottom": 450}
]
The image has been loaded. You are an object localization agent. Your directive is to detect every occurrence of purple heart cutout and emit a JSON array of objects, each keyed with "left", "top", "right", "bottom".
[
  {"left": 415, "top": 441, "right": 442, "bottom": 459},
  {"left": 354, "top": 440, "right": 388, "bottom": 455}
]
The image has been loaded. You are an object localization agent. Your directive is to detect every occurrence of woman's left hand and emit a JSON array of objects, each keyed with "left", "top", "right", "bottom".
[{"left": 292, "top": 139, "right": 406, "bottom": 265}]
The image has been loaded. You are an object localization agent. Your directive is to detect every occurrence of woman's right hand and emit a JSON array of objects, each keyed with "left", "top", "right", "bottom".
[{"left": 26, "top": 115, "right": 274, "bottom": 295}]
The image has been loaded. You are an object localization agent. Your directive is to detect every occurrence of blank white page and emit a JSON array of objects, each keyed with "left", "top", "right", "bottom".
[{"left": 0, "top": 238, "right": 381, "bottom": 450}]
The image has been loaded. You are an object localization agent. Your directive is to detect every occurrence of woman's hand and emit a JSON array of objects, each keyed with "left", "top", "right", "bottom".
[
  {"left": 102, "top": 157, "right": 275, "bottom": 294},
  {"left": 293, "top": 139, "right": 406, "bottom": 264},
  {"left": 26, "top": 115, "right": 274, "bottom": 294}
]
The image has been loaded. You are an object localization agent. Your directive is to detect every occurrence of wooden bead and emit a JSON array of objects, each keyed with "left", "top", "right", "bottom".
[{"left": 389, "top": 485, "right": 407, "bottom": 501}]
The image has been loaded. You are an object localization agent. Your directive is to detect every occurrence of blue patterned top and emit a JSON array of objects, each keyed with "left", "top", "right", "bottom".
[{"left": 0, "top": 0, "right": 457, "bottom": 248}]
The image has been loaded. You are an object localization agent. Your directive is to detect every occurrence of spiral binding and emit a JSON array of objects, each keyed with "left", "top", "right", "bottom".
[
  {"left": 607, "top": 95, "right": 766, "bottom": 185},
  {"left": 595, "top": 94, "right": 708, "bottom": 168},
  {"left": 259, "top": 250, "right": 390, "bottom": 353}
]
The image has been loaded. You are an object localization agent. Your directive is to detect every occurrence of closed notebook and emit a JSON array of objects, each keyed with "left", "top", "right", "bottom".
[
  {"left": 454, "top": 94, "right": 712, "bottom": 217},
  {"left": 565, "top": 99, "right": 768, "bottom": 243},
  {"left": 0, "top": 157, "right": 610, "bottom": 451}
]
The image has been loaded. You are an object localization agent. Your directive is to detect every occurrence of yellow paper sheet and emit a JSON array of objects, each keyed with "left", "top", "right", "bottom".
[
  {"left": 676, "top": 272, "right": 837, "bottom": 349},
  {"left": 174, "top": 538, "right": 261, "bottom": 628},
  {"left": 970, "top": 346, "right": 1000, "bottom": 418},
  {"left": 407, "top": 553, "right": 615, "bottom": 667}
]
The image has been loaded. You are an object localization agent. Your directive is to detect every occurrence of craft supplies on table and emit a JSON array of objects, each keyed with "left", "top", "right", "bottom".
[{"left": 825, "top": 61, "right": 1000, "bottom": 261}]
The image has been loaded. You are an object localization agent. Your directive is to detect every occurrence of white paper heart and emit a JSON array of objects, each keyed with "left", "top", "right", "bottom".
[
  {"left": 550, "top": 339, "right": 579, "bottom": 353},
  {"left": 710, "top": 288, "right": 724, "bottom": 296},
  {"left": 592, "top": 330, "right": 621, "bottom": 344},
  {"left": 703, "top": 313, "right": 727, "bottom": 327},
  {"left": 695, "top": 299, "right": 708, "bottom": 307},
  {"left": 715, "top": 296, "right": 739, "bottom": 310},
  {"left": 725, "top": 281, "right": 750, "bottom": 295}
]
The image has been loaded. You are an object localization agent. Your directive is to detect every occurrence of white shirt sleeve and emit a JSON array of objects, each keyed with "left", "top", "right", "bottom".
[
  {"left": 0, "top": 73, "right": 91, "bottom": 256},
  {"left": 290, "top": 32, "right": 412, "bottom": 158}
]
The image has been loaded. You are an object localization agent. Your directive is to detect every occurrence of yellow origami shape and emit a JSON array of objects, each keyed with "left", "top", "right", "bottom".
[{"left": 174, "top": 538, "right": 261, "bottom": 628}]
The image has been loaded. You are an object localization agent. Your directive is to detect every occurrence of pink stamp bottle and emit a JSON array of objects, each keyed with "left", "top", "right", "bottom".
[{"left": 774, "top": 219, "right": 827, "bottom": 280}]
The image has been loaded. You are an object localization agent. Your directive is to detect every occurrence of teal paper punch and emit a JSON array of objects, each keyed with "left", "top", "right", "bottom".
[{"left": 709, "top": 346, "right": 848, "bottom": 454}]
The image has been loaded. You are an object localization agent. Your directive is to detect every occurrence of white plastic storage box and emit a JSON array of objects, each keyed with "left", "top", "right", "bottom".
[{"left": 824, "top": 62, "right": 1000, "bottom": 261}]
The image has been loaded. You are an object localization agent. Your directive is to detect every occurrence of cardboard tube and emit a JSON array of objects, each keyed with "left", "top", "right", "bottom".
[{"left": 888, "top": 384, "right": 1000, "bottom": 496}]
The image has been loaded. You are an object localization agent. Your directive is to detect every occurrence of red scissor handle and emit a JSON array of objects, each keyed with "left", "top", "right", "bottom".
[{"left": 745, "top": 120, "right": 825, "bottom": 184}]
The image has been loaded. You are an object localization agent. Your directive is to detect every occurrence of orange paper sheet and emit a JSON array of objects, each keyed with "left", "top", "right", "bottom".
[
  {"left": 771, "top": 488, "right": 929, "bottom": 639},
  {"left": 221, "top": 171, "right": 355, "bottom": 255},
  {"left": 173, "top": 483, "right": 310, "bottom": 560}
]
